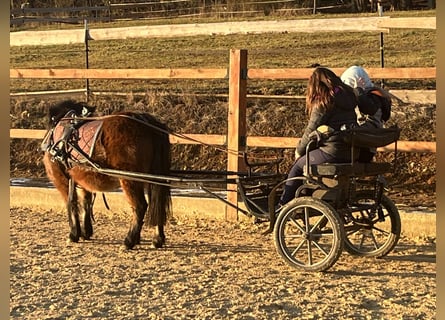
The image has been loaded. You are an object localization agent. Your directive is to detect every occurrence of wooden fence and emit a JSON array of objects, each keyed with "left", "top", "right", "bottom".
[
  {"left": 10, "top": 49, "right": 436, "bottom": 220},
  {"left": 9, "top": 2, "right": 348, "bottom": 26},
  {"left": 9, "top": 63, "right": 437, "bottom": 155}
]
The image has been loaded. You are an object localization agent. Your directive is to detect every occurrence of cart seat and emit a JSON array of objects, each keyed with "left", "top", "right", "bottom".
[
  {"left": 308, "top": 162, "right": 391, "bottom": 178},
  {"left": 306, "top": 126, "right": 400, "bottom": 178}
]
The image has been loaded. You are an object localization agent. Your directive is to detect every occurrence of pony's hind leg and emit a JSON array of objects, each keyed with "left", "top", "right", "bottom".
[
  {"left": 120, "top": 180, "right": 147, "bottom": 250},
  {"left": 153, "top": 225, "right": 165, "bottom": 249},
  {"left": 78, "top": 188, "right": 94, "bottom": 240},
  {"left": 146, "top": 183, "right": 170, "bottom": 249}
]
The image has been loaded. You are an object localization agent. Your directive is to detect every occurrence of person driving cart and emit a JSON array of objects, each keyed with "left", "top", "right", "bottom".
[{"left": 278, "top": 67, "right": 358, "bottom": 207}]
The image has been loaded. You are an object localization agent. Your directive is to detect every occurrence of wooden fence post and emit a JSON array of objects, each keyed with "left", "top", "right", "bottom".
[{"left": 226, "top": 49, "right": 248, "bottom": 221}]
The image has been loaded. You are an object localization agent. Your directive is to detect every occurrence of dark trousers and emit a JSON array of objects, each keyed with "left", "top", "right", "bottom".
[{"left": 279, "top": 149, "right": 342, "bottom": 205}]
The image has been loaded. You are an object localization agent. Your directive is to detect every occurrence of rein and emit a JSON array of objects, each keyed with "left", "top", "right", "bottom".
[{"left": 60, "top": 114, "right": 258, "bottom": 160}]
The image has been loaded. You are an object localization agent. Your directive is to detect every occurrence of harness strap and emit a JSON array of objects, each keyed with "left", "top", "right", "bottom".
[{"left": 102, "top": 193, "right": 110, "bottom": 211}]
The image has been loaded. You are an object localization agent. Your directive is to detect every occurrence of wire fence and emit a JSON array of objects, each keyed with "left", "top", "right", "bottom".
[{"left": 10, "top": 0, "right": 435, "bottom": 27}]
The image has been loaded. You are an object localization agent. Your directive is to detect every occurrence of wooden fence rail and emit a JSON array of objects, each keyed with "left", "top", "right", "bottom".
[
  {"left": 9, "top": 129, "right": 436, "bottom": 153},
  {"left": 10, "top": 67, "right": 436, "bottom": 80},
  {"left": 10, "top": 16, "right": 436, "bottom": 47},
  {"left": 10, "top": 50, "right": 436, "bottom": 219}
]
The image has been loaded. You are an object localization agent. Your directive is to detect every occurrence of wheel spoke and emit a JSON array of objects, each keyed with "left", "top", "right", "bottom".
[
  {"left": 371, "top": 225, "right": 390, "bottom": 236},
  {"left": 307, "top": 240, "right": 313, "bottom": 265},
  {"left": 345, "top": 226, "right": 361, "bottom": 236},
  {"left": 369, "top": 232, "right": 380, "bottom": 250},
  {"left": 288, "top": 216, "right": 305, "bottom": 233},
  {"left": 358, "top": 232, "right": 366, "bottom": 248},
  {"left": 304, "top": 207, "right": 311, "bottom": 233},
  {"left": 290, "top": 238, "right": 306, "bottom": 256},
  {"left": 310, "top": 216, "right": 327, "bottom": 232},
  {"left": 312, "top": 240, "right": 329, "bottom": 257}
]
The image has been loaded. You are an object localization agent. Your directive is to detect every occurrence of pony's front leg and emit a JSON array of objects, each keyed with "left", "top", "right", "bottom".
[
  {"left": 43, "top": 154, "right": 81, "bottom": 243},
  {"left": 78, "top": 188, "right": 94, "bottom": 240},
  {"left": 67, "top": 187, "right": 81, "bottom": 243}
]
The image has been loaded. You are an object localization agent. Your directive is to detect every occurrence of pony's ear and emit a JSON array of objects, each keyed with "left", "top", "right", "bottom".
[{"left": 81, "top": 105, "right": 96, "bottom": 117}]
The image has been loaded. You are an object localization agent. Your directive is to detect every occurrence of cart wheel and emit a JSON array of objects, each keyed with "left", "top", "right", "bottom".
[
  {"left": 344, "top": 191, "right": 401, "bottom": 257},
  {"left": 273, "top": 197, "right": 344, "bottom": 272}
]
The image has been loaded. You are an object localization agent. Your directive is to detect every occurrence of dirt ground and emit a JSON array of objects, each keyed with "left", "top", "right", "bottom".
[{"left": 10, "top": 205, "right": 435, "bottom": 319}]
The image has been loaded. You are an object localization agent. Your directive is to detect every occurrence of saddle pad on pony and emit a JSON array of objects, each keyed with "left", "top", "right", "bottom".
[{"left": 53, "top": 120, "right": 103, "bottom": 163}]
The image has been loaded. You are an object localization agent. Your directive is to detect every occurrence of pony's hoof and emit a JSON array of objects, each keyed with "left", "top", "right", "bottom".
[
  {"left": 82, "top": 231, "right": 93, "bottom": 240},
  {"left": 68, "top": 233, "right": 80, "bottom": 243},
  {"left": 152, "top": 236, "right": 165, "bottom": 248},
  {"left": 124, "top": 238, "right": 136, "bottom": 250}
]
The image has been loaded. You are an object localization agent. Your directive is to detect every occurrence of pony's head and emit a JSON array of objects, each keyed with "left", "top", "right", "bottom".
[{"left": 48, "top": 100, "right": 96, "bottom": 128}]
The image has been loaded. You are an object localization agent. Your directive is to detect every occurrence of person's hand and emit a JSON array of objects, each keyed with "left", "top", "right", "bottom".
[{"left": 295, "top": 149, "right": 301, "bottom": 160}]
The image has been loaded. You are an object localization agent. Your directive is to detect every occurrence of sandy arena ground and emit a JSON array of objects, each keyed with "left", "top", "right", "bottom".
[{"left": 10, "top": 193, "right": 436, "bottom": 319}]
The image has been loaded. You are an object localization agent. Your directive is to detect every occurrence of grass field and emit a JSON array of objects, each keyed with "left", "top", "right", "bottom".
[{"left": 10, "top": 10, "right": 436, "bottom": 95}]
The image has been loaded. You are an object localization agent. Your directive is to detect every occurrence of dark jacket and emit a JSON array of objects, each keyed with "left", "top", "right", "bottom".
[
  {"left": 355, "top": 87, "right": 391, "bottom": 122},
  {"left": 296, "top": 87, "right": 358, "bottom": 161}
]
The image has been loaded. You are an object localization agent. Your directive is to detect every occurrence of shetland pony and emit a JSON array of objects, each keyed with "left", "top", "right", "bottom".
[{"left": 42, "top": 100, "right": 171, "bottom": 249}]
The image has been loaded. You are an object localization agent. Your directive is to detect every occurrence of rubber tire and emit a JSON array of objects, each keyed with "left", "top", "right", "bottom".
[
  {"left": 344, "top": 191, "right": 401, "bottom": 257},
  {"left": 273, "top": 197, "right": 344, "bottom": 272}
]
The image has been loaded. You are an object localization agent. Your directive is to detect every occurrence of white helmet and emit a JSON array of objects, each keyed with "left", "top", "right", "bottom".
[{"left": 340, "top": 65, "right": 373, "bottom": 89}]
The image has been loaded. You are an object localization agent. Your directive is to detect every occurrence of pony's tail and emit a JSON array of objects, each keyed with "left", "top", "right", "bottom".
[{"left": 146, "top": 129, "right": 172, "bottom": 227}]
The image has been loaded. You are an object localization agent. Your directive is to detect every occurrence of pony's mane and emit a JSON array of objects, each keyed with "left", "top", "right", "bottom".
[{"left": 48, "top": 100, "right": 96, "bottom": 128}]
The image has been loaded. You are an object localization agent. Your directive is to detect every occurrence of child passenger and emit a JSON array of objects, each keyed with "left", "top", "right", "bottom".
[
  {"left": 278, "top": 67, "right": 358, "bottom": 206},
  {"left": 340, "top": 65, "right": 392, "bottom": 162}
]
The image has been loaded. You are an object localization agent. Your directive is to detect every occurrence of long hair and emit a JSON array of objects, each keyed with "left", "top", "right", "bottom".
[{"left": 305, "top": 67, "right": 353, "bottom": 116}]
